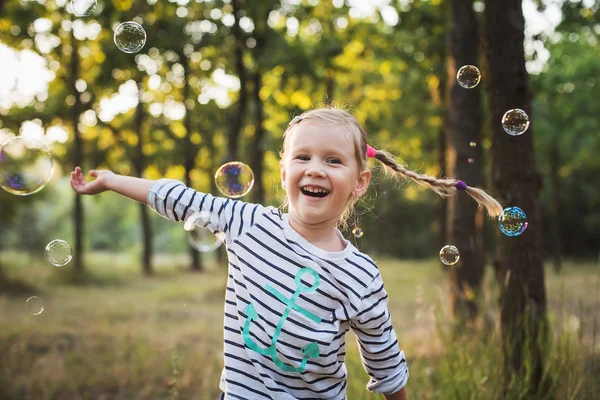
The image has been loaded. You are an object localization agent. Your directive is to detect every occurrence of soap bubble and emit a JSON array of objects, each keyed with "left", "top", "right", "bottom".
[
  {"left": 114, "top": 22, "right": 146, "bottom": 54},
  {"left": 215, "top": 161, "right": 254, "bottom": 198},
  {"left": 498, "top": 206, "right": 528, "bottom": 237},
  {"left": 457, "top": 65, "right": 481, "bottom": 89},
  {"left": 439, "top": 245, "right": 460, "bottom": 266},
  {"left": 26, "top": 296, "right": 44, "bottom": 315},
  {"left": 352, "top": 227, "right": 364, "bottom": 238},
  {"left": 71, "top": 0, "right": 97, "bottom": 16},
  {"left": 468, "top": 158, "right": 475, "bottom": 164},
  {"left": 0, "top": 136, "right": 53, "bottom": 196},
  {"left": 469, "top": 142, "right": 477, "bottom": 147},
  {"left": 184, "top": 211, "right": 225, "bottom": 252},
  {"left": 45, "top": 239, "right": 73, "bottom": 267},
  {"left": 502, "top": 109, "right": 530, "bottom": 136}
]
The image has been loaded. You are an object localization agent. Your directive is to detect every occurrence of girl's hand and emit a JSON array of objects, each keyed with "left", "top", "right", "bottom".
[{"left": 70, "top": 166, "right": 114, "bottom": 195}]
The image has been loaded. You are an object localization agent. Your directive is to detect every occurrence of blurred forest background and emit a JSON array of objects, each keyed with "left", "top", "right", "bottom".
[{"left": 0, "top": 0, "right": 599, "bottom": 399}]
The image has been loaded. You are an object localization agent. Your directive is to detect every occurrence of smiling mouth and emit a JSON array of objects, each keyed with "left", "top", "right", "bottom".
[{"left": 300, "top": 186, "right": 330, "bottom": 198}]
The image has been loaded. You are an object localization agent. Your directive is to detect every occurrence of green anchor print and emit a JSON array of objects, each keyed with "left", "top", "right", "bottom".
[{"left": 243, "top": 268, "right": 322, "bottom": 373}]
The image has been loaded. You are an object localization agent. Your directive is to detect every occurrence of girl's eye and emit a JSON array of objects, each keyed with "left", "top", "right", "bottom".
[
  {"left": 327, "top": 158, "right": 341, "bottom": 164},
  {"left": 297, "top": 155, "right": 310, "bottom": 161}
]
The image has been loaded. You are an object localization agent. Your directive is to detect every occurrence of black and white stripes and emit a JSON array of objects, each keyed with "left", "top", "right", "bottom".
[{"left": 147, "top": 179, "right": 408, "bottom": 399}]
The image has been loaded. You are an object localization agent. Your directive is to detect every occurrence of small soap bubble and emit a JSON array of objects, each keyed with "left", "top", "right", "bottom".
[
  {"left": 0, "top": 136, "right": 53, "bottom": 196},
  {"left": 184, "top": 211, "right": 225, "bottom": 252},
  {"left": 114, "top": 22, "right": 146, "bottom": 54},
  {"left": 71, "top": 0, "right": 97, "bottom": 16},
  {"left": 215, "top": 161, "right": 254, "bottom": 198},
  {"left": 352, "top": 227, "right": 364, "bottom": 238},
  {"left": 498, "top": 206, "right": 528, "bottom": 237},
  {"left": 457, "top": 65, "right": 481, "bottom": 89},
  {"left": 439, "top": 245, "right": 460, "bottom": 266},
  {"left": 502, "top": 109, "right": 530, "bottom": 136},
  {"left": 26, "top": 296, "right": 44, "bottom": 315},
  {"left": 468, "top": 158, "right": 475, "bottom": 164},
  {"left": 469, "top": 142, "right": 477, "bottom": 147},
  {"left": 45, "top": 239, "right": 73, "bottom": 267}
]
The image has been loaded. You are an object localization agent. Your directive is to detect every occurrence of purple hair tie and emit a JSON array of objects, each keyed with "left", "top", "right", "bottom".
[{"left": 455, "top": 180, "right": 467, "bottom": 191}]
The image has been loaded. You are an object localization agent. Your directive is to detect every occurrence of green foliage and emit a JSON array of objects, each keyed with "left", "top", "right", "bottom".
[{"left": 531, "top": 3, "right": 600, "bottom": 258}]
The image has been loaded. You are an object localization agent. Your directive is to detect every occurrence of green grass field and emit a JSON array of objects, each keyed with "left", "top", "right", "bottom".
[{"left": 0, "top": 252, "right": 598, "bottom": 399}]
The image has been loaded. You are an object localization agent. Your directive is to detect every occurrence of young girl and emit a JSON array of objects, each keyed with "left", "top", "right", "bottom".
[{"left": 70, "top": 107, "right": 502, "bottom": 399}]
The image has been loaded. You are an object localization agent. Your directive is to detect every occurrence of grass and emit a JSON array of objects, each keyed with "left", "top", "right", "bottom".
[{"left": 0, "top": 252, "right": 598, "bottom": 399}]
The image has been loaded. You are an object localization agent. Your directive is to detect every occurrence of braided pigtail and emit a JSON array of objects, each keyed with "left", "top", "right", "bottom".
[{"left": 373, "top": 149, "right": 503, "bottom": 218}]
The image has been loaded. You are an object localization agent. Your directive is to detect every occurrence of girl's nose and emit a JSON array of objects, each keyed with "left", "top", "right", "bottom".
[{"left": 305, "top": 162, "right": 326, "bottom": 178}]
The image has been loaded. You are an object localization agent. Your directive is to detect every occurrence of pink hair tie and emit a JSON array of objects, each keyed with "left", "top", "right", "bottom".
[{"left": 366, "top": 145, "right": 377, "bottom": 158}]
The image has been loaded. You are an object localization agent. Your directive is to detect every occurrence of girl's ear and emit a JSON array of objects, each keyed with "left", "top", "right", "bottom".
[
  {"left": 354, "top": 169, "right": 371, "bottom": 197},
  {"left": 280, "top": 160, "right": 286, "bottom": 189}
]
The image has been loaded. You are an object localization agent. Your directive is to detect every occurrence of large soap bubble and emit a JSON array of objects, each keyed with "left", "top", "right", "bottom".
[
  {"left": 71, "top": 0, "right": 97, "bottom": 16},
  {"left": 114, "top": 21, "right": 146, "bottom": 54},
  {"left": 45, "top": 239, "right": 73, "bottom": 267},
  {"left": 498, "top": 206, "right": 528, "bottom": 237},
  {"left": 184, "top": 211, "right": 225, "bottom": 252},
  {"left": 215, "top": 161, "right": 254, "bottom": 198},
  {"left": 26, "top": 296, "right": 44, "bottom": 315},
  {"left": 456, "top": 65, "right": 481, "bottom": 89},
  {"left": 0, "top": 136, "right": 53, "bottom": 196},
  {"left": 439, "top": 245, "right": 460, "bottom": 266},
  {"left": 502, "top": 109, "right": 530, "bottom": 136}
]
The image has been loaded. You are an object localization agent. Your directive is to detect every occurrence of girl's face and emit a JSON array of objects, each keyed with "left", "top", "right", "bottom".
[{"left": 280, "top": 123, "right": 371, "bottom": 228}]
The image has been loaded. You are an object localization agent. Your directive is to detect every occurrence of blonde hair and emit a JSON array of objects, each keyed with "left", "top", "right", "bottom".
[{"left": 280, "top": 105, "right": 503, "bottom": 226}]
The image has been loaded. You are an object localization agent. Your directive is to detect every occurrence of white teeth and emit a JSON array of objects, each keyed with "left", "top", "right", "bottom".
[{"left": 302, "top": 186, "right": 329, "bottom": 194}]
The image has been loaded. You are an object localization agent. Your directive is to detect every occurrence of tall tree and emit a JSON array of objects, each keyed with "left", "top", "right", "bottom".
[
  {"left": 249, "top": 71, "right": 266, "bottom": 205},
  {"left": 181, "top": 49, "right": 203, "bottom": 271},
  {"left": 225, "top": 0, "right": 249, "bottom": 162},
  {"left": 445, "top": 0, "right": 485, "bottom": 324},
  {"left": 482, "top": 0, "right": 548, "bottom": 394},
  {"left": 69, "top": 14, "right": 85, "bottom": 273},
  {"left": 134, "top": 81, "right": 153, "bottom": 275},
  {"left": 246, "top": 1, "right": 279, "bottom": 205}
]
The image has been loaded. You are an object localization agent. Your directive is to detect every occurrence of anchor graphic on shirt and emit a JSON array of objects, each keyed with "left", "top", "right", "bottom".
[{"left": 242, "top": 268, "right": 322, "bottom": 373}]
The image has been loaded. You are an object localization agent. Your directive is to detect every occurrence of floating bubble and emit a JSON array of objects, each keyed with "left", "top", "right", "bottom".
[
  {"left": 439, "top": 245, "right": 460, "bottom": 266},
  {"left": 0, "top": 136, "right": 53, "bottom": 196},
  {"left": 114, "top": 22, "right": 146, "bottom": 54},
  {"left": 26, "top": 296, "right": 44, "bottom": 315},
  {"left": 184, "top": 211, "right": 225, "bottom": 252},
  {"left": 45, "top": 239, "right": 73, "bottom": 267},
  {"left": 498, "top": 206, "right": 528, "bottom": 237},
  {"left": 71, "top": 0, "right": 97, "bottom": 16},
  {"left": 456, "top": 65, "right": 481, "bottom": 89},
  {"left": 502, "top": 109, "right": 530, "bottom": 136},
  {"left": 469, "top": 142, "right": 477, "bottom": 147},
  {"left": 352, "top": 227, "right": 364, "bottom": 238},
  {"left": 468, "top": 158, "right": 475, "bottom": 164},
  {"left": 215, "top": 161, "right": 254, "bottom": 198}
]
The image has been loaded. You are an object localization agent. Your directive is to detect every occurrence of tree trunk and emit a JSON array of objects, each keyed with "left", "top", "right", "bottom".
[
  {"left": 325, "top": 75, "right": 335, "bottom": 106},
  {"left": 445, "top": 0, "right": 485, "bottom": 325},
  {"left": 482, "top": 0, "right": 548, "bottom": 394},
  {"left": 438, "top": 126, "right": 448, "bottom": 254},
  {"left": 182, "top": 54, "right": 203, "bottom": 272},
  {"left": 549, "top": 143, "right": 562, "bottom": 273},
  {"left": 134, "top": 82, "right": 153, "bottom": 276},
  {"left": 250, "top": 71, "right": 265, "bottom": 205},
  {"left": 226, "top": 0, "right": 248, "bottom": 162},
  {"left": 70, "top": 19, "right": 84, "bottom": 273},
  {"left": 209, "top": 132, "right": 227, "bottom": 266}
]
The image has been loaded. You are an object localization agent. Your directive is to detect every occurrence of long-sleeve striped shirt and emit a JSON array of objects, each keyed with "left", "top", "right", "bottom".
[{"left": 147, "top": 179, "right": 408, "bottom": 399}]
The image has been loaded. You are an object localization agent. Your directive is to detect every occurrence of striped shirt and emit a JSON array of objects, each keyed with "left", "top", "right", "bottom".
[{"left": 147, "top": 179, "right": 408, "bottom": 399}]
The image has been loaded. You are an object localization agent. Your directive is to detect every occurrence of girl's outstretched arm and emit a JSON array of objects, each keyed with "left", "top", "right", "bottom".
[
  {"left": 70, "top": 166, "right": 155, "bottom": 204},
  {"left": 384, "top": 387, "right": 407, "bottom": 400}
]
